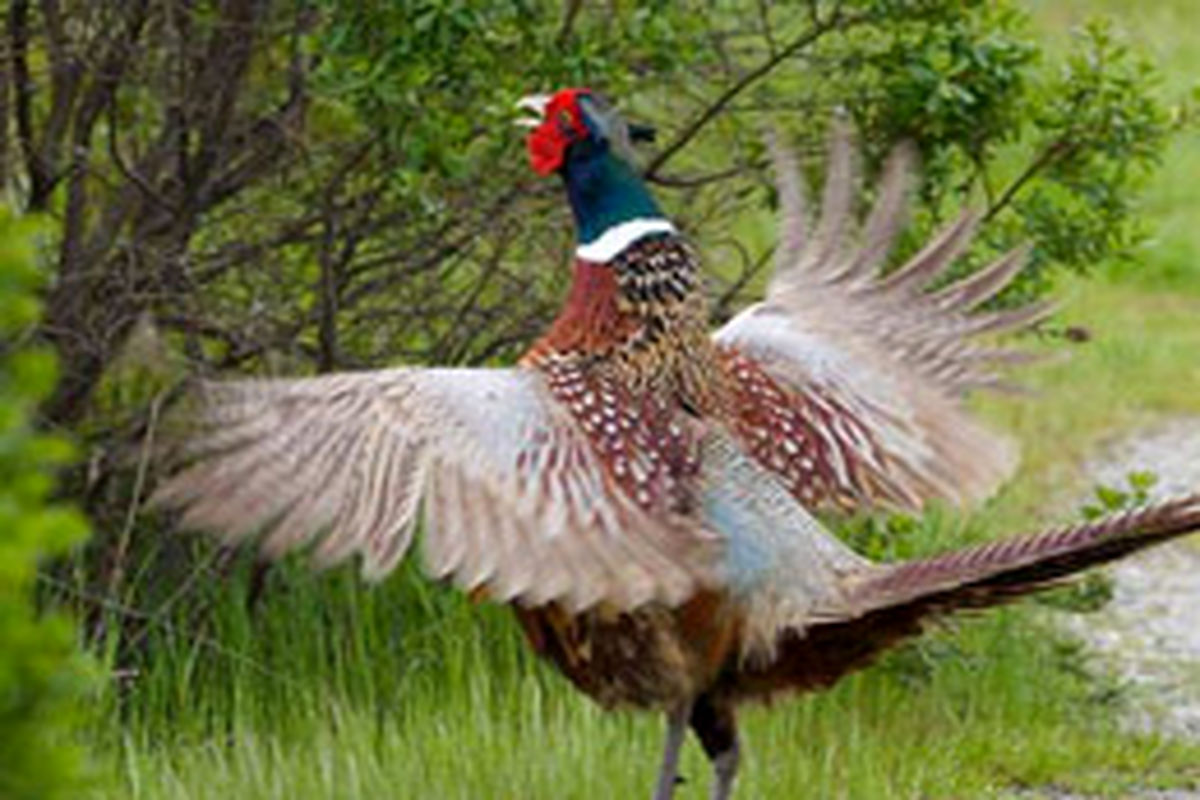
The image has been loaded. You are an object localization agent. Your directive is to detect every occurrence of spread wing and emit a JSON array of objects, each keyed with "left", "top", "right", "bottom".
[
  {"left": 152, "top": 367, "right": 718, "bottom": 612},
  {"left": 715, "top": 126, "right": 1051, "bottom": 510}
]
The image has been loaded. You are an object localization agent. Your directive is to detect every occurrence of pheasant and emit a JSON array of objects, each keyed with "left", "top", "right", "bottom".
[{"left": 154, "top": 87, "right": 1200, "bottom": 799}]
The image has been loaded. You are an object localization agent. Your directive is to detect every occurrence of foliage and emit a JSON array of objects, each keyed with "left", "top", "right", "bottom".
[
  {"left": 1032, "top": 472, "right": 1162, "bottom": 614},
  {"left": 1012, "top": 20, "right": 1175, "bottom": 298},
  {"left": 747, "top": 3, "right": 1176, "bottom": 305},
  {"left": 1082, "top": 470, "right": 1159, "bottom": 520},
  {"left": 0, "top": 212, "right": 93, "bottom": 799}
]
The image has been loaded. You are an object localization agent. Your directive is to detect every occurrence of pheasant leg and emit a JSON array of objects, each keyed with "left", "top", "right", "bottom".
[
  {"left": 690, "top": 693, "right": 740, "bottom": 800},
  {"left": 652, "top": 703, "right": 691, "bottom": 800}
]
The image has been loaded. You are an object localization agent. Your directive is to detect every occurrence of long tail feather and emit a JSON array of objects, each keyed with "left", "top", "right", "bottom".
[
  {"left": 860, "top": 495, "right": 1200, "bottom": 611},
  {"left": 733, "top": 496, "right": 1200, "bottom": 702}
]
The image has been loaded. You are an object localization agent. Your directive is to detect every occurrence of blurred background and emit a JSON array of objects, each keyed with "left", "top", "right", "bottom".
[{"left": 2, "top": 1, "right": 1198, "bottom": 797}]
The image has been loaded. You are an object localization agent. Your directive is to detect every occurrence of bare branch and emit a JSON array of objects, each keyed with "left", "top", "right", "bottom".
[
  {"left": 644, "top": 7, "right": 871, "bottom": 179},
  {"left": 709, "top": 240, "right": 773, "bottom": 323},
  {"left": 557, "top": 0, "right": 585, "bottom": 46},
  {"left": 9, "top": 0, "right": 48, "bottom": 208},
  {"left": 646, "top": 163, "right": 758, "bottom": 190}
]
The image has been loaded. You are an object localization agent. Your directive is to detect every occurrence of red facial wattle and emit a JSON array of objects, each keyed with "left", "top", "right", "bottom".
[{"left": 527, "top": 88, "right": 593, "bottom": 176}]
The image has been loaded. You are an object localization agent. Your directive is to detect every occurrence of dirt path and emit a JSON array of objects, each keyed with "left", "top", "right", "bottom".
[
  {"left": 1066, "top": 418, "right": 1200, "bottom": 740},
  {"left": 1028, "top": 419, "right": 1200, "bottom": 799}
]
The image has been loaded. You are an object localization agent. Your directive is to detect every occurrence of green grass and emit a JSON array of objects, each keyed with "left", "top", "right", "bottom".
[
  {"left": 91, "top": 2, "right": 1200, "bottom": 798},
  {"left": 980, "top": 278, "right": 1200, "bottom": 530},
  {"left": 92, "top": 542, "right": 1200, "bottom": 799},
  {"left": 90, "top": 555, "right": 1200, "bottom": 800}
]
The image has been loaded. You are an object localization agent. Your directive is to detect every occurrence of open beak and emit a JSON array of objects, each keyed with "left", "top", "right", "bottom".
[{"left": 514, "top": 94, "right": 550, "bottom": 128}]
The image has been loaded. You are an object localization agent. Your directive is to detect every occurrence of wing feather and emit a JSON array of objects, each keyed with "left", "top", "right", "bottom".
[
  {"left": 875, "top": 211, "right": 978, "bottom": 295},
  {"left": 716, "top": 130, "right": 1045, "bottom": 510},
  {"left": 804, "top": 117, "right": 858, "bottom": 276},
  {"left": 766, "top": 128, "right": 808, "bottom": 273},
  {"left": 838, "top": 142, "right": 914, "bottom": 282},
  {"left": 154, "top": 367, "right": 718, "bottom": 611}
]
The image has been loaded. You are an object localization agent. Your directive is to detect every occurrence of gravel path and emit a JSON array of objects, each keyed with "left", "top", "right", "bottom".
[
  {"left": 1028, "top": 418, "right": 1200, "bottom": 799},
  {"left": 1067, "top": 418, "right": 1200, "bottom": 740}
]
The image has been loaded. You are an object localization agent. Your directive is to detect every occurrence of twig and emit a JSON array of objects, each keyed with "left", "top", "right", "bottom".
[
  {"left": 556, "top": 0, "right": 585, "bottom": 46},
  {"left": 36, "top": 573, "right": 307, "bottom": 690},
  {"left": 710, "top": 241, "right": 773, "bottom": 323},
  {"left": 983, "top": 139, "right": 1072, "bottom": 224},
  {"left": 646, "top": 162, "right": 758, "bottom": 189},
  {"left": 102, "top": 388, "right": 165, "bottom": 613},
  {"left": 644, "top": 6, "right": 869, "bottom": 179},
  {"left": 9, "top": 0, "right": 49, "bottom": 209},
  {"left": 106, "top": 102, "right": 180, "bottom": 216},
  {"left": 757, "top": 0, "right": 778, "bottom": 58}
]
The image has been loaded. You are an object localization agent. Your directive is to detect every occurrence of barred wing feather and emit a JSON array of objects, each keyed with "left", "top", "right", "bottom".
[
  {"left": 716, "top": 128, "right": 1050, "bottom": 509},
  {"left": 153, "top": 368, "right": 717, "bottom": 611}
]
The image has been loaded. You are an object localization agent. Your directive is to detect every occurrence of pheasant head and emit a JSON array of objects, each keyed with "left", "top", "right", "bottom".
[{"left": 517, "top": 89, "right": 665, "bottom": 255}]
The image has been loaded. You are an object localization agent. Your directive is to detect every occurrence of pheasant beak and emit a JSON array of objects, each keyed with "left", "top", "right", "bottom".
[{"left": 514, "top": 94, "right": 550, "bottom": 128}]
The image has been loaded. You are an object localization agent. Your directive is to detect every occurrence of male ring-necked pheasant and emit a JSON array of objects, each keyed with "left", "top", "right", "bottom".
[{"left": 155, "top": 88, "right": 1200, "bottom": 799}]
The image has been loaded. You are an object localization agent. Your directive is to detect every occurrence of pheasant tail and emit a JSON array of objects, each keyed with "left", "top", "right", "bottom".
[
  {"left": 858, "top": 494, "right": 1200, "bottom": 612},
  {"left": 738, "top": 496, "right": 1200, "bottom": 701}
]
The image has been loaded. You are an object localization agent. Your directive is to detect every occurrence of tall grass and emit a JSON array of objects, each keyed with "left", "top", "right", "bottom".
[
  {"left": 100, "top": 555, "right": 1200, "bottom": 799},
  {"left": 92, "top": 1, "right": 1200, "bottom": 797}
]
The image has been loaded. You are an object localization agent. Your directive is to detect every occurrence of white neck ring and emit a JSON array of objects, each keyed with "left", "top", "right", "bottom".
[{"left": 575, "top": 218, "right": 676, "bottom": 262}]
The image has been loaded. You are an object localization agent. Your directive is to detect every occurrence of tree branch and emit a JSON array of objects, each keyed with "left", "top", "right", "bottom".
[
  {"left": 8, "top": 0, "right": 49, "bottom": 209},
  {"left": 983, "top": 139, "right": 1073, "bottom": 224},
  {"left": 646, "top": 162, "right": 758, "bottom": 189},
  {"left": 556, "top": 0, "right": 585, "bottom": 46},
  {"left": 643, "top": 6, "right": 868, "bottom": 179}
]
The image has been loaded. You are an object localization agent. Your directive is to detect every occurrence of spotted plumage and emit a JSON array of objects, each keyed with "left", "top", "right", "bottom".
[
  {"left": 611, "top": 234, "right": 699, "bottom": 312},
  {"left": 721, "top": 348, "right": 878, "bottom": 510},
  {"left": 154, "top": 88, "right": 1200, "bottom": 800},
  {"left": 539, "top": 358, "right": 701, "bottom": 514}
]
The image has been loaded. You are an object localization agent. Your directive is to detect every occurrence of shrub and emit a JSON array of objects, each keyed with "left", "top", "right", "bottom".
[{"left": 0, "top": 212, "right": 93, "bottom": 800}]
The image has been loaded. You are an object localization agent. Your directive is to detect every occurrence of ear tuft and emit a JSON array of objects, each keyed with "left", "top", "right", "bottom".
[{"left": 628, "top": 123, "right": 657, "bottom": 144}]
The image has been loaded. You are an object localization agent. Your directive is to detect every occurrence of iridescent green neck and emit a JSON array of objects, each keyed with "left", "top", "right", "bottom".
[{"left": 562, "top": 146, "right": 665, "bottom": 247}]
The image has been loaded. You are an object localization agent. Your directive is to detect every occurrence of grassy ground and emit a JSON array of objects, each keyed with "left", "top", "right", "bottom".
[{"left": 91, "top": 2, "right": 1200, "bottom": 798}]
